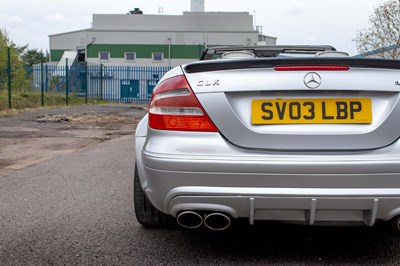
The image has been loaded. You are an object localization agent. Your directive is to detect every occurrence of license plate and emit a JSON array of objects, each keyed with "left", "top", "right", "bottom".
[{"left": 252, "top": 98, "right": 372, "bottom": 124}]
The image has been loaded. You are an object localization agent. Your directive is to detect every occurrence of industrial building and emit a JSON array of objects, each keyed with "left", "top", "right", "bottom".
[{"left": 48, "top": 0, "right": 277, "bottom": 67}]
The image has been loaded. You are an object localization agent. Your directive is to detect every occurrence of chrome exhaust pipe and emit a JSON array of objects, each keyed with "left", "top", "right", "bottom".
[
  {"left": 204, "top": 213, "right": 231, "bottom": 231},
  {"left": 176, "top": 211, "right": 203, "bottom": 229}
]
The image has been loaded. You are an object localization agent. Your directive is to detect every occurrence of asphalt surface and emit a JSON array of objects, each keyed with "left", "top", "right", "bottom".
[
  {"left": 0, "top": 104, "right": 145, "bottom": 177},
  {"left": 1, "top": 106, "right": 400, "bottom": 265}
]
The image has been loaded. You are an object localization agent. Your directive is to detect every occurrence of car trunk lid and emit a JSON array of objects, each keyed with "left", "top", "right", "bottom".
[{"left": 183, "top": 58, "right": 400, "bottom": 151}]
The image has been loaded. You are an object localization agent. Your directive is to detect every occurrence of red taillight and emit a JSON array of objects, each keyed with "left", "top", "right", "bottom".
[
  {"left": 274, "top": 65, "right": 350, "bottom": 71},
  {"left": 148, "top": 75, "right": 218, "bottom": 132}
]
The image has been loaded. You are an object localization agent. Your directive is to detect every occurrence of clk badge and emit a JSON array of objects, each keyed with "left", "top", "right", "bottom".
[
  {"left": 304, "top": 72, "right": 322, "bottom": 89},
  {"left": 197, "top": 80, "right": 220, "bottom": 87}
]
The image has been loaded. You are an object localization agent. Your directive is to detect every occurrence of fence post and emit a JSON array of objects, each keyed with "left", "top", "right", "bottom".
[
  {"left": 45, "top": 64, "right": 49, "bottom": 92},
  {"left": 7, "top": 47, "right": 11, "bottom": 110},
  {"left": 85, "top": 63, "right": 88, "bottom": 104},
  {"left": 40, "top": 56, "right": 44, "bottom": 107},
  {"left": 65, "top": 58, "right": 69, "bottom": 106},
  {"left": 100, "top": 64, "right": 103, "bottom": 100}
]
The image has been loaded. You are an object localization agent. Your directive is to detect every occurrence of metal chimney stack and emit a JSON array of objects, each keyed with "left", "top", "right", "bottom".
[{"left": 191, "top": 0, "right": 205, "bottom": 12}]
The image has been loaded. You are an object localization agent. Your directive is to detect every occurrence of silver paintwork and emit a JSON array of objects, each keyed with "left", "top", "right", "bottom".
[
  {"left": 196, "top": 91, "right": 399, "bottom": 150},
  {"left": 136, "top": 126, "right": 400, "bottom": 226},
  {"left": 189, "top": 68, "right": 400, "bottom": 94},
  {"left": 186, "top": 68, "right": 400, "bottom": 150},
  {"left": 135, "top": 63, "right": 400, "bottom": 226}
]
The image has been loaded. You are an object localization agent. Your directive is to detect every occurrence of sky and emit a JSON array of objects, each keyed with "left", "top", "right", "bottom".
[{"left": 0, "top": 0, "right": 389, "bottom": 56}]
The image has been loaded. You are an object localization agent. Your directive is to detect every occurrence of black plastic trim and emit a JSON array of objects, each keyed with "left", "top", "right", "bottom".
[{"left": 185, "top": 58, "right": 400, "bottom": 73}]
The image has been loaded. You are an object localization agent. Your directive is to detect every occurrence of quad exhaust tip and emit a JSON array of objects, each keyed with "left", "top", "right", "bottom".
[
  {"left": 176, "top": 211, "right": 232, "bottom": 230},
  {"left": 204, "top": 213, "right": 231, "bottom": 231},
  {"left": 176, "top": 211, "right": 203, "bottom": 229}
]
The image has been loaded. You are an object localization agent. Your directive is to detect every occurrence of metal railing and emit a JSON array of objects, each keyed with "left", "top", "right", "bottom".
[{"left": 29, "top": 64, "right": 172, "bottom": 105}]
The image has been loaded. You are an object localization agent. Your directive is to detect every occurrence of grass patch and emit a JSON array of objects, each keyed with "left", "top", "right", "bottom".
[{"left": 0, "top": 91, "right": 107, "bottom": 113}]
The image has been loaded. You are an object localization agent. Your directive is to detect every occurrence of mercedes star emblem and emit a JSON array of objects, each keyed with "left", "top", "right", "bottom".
[{"left": 304, "top": 72, "right": 322, "bottom": 89}]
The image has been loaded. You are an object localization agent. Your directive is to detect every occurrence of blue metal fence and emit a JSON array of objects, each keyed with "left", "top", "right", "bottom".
[{"left": 31, "top": 64, "right": 172, "bottom": 103}]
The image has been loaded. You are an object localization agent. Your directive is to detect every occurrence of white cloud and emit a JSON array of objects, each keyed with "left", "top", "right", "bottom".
[
  {"left": 0, "top": 0, "right": 390, "bottom": 54},
  {"left": 46, "top": 14, "right": 69, "bottom": 23},
  {"left": 305, "top": 36, "right": 317, "bottom": 42},
  {"left": 283, "top": 0, "right": 305, "bottom": 15},
  {"left": 0, "top": 13, "right": 24, "bottom": 23}
]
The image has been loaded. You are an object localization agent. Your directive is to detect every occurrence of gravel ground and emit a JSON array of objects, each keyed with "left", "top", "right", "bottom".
[{"left": 0, "top": 104, "right": 147, "bottom": 177}]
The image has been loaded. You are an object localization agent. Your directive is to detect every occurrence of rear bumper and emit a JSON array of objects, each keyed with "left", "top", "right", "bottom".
[
  {"left": 136, "top": 129, "right": 400, "bottom": 225},
  {"left": 166, "top": 187, "right": 400, "bottom": 226}
]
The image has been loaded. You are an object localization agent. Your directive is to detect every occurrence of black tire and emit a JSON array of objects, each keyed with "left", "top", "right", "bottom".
[{"left": 133, "top": 163, "right": 175, "bottom": 228}]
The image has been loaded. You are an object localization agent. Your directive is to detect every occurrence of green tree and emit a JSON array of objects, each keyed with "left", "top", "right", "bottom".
[
  {"left": 0, "top": 29, "right": 28, "bottom": 91},
  {"left": 354, "top": 0, "right": 400, "bottom": 59},
  {"left": 20, "top": 48, "right": 45, "bottom": 66},
  {"left": 16, "top": 44, "right": 45, "bottom": 67}
]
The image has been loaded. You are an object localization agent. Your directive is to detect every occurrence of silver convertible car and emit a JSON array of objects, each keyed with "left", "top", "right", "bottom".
[{"left": 134, "top": 45, "right": 400, "bottom": 231}]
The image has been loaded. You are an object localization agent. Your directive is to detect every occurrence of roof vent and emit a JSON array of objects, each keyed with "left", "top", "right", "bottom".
[
  {"left": 316, "top": 51, "right": 349, "bottom": 57},
  {"left": 129, "top": 8, "right": 143, "bottom": 14},
  {"left": 221, "top": 51, "right": 255, "bottom": 59}
]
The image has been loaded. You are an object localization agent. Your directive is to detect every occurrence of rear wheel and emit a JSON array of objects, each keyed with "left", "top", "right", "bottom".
[{"left": 133, "top": 163, "right": 174, "bottom": 228}]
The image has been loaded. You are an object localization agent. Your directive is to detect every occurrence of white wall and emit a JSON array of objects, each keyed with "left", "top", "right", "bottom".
[
  {"left": 51, "top": 30, "right": 260, "bottom": 49},
  {"left": 50, "top": 31, "right": 87, "bottom": 49},
  {"left": 87, "top": 57, "right": 197, "bottom": 67},
  {"left": 92, "top": 12, "right": 253, "bottom": 32}
]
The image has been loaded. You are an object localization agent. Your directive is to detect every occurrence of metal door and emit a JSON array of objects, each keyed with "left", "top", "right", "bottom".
[{"left": 121, "top": 79, "right": 139, "bottom": 99}]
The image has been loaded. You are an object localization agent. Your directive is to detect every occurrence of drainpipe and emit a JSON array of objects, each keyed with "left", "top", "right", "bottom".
[
  {"left": 167, "top": 38, "right": 172, "bottom": 67},
  {"left": 204, "top": 32, "right": 208, "bottom": 48}
]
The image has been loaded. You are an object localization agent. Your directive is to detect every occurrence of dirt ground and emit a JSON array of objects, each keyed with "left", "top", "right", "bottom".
[{"left": 0, "top": 104, "right": 147, "bottom": 177}]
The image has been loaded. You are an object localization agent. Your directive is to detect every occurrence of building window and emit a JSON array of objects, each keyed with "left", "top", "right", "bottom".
[
  {"left": 99, "top": 52, "right": 110, "bottom": 61},
  {"left": 125, "top": 52, "right": 136, "bottom": 61},
  {"left": 152, "top": 52, "right": 164, "bottom": 62}
]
